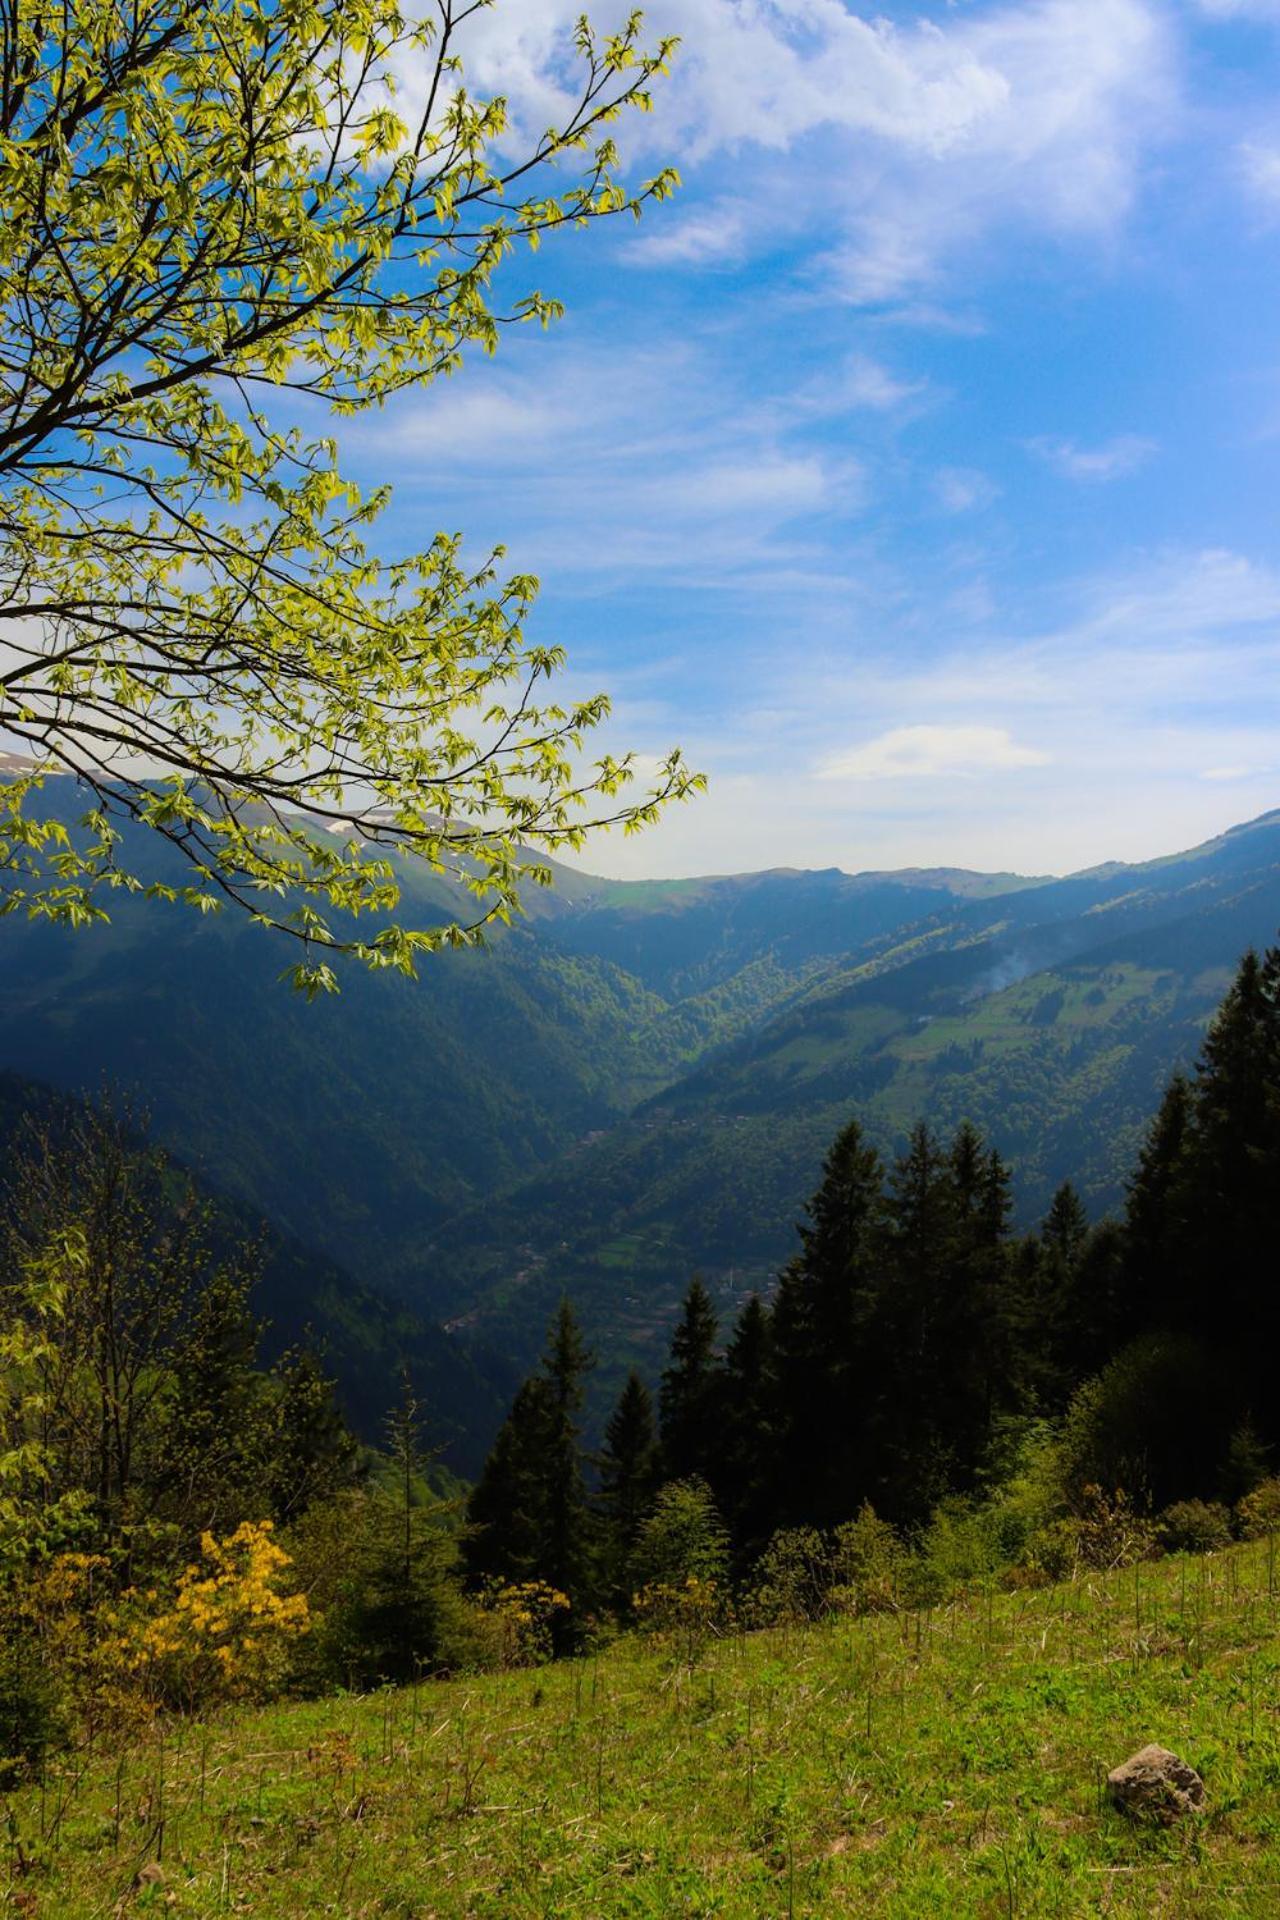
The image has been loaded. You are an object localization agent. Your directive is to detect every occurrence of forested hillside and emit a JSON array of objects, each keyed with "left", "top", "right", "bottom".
[
  {"left": 3, "top": 780, "right": 1280, "bottom": 1407},
  {"left": 0, "top": 1075, "right": 508, "bottom": 1469}
]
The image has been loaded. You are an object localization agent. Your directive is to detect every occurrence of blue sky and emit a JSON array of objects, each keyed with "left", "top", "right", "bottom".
[{"left": 348, "top": 0, "right": 1280, "bottom": 879}]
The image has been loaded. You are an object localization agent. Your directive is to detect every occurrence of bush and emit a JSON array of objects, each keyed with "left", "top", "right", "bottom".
[
  {"left": 1157, "top": 1499, "right": 1232, "bottom": 1555},
  {"left": 631, "top": 1480, "right": 729, "bottom": 1596},
  {"left": 1060, "top": 1336, "right": 1236, "bottom": 1511},
  {"left": 285, "top": 1488, "right": 488, "bottom": 1689},
  {"left": 1237, "top": 1477, "right": 1280, "bottom": 1541},
  {"left": 744, "top": 1528, "right": 833, "bottom": 1627},
  {"left": 114, "top": 1520, "right": 310, "bottom": 1710},
  {"left": 475, "top": 1581, "right": 570, "bottom": 1669},
  {"left": 830, "top": 1504, "right": 909, "bottom": 1614},
  {"left": 0, "top": 1632, "right": 67, "bottom": 1786}
]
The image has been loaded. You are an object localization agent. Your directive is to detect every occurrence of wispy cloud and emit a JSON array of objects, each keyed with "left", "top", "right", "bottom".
[
  {"left": 434, "top": 0, "right": 1175, "bottom": 305},
  {"left": 934, "top": 467, "right": 1000, "bottom": 513},
  {"left": 817, "top": 725, "right": 1049, "bottom": 782},
  {"left": 1238, "top": 140, "right": 1280, "bottom": 211},
  {"left": 1027, "top": 434, "right": 1158, "bottom": 481},
  {"left": 623, "top": 201, "right": 750, "bottom": 268}
]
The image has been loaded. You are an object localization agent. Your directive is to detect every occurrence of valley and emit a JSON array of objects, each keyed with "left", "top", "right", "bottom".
[{"left": 3, "top": 787, "right": 1280, "bottom": 1440}]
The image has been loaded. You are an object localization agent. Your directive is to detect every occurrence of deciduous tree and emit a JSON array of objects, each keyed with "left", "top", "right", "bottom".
[{"left": 0, "top": 0, "right": 699, "bottom": 989}]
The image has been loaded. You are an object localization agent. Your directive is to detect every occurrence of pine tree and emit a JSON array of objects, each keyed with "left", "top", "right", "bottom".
[
  {"left": 267, "top": 1344, "right": 358, "bottom": 1522},
  {"left": 463, "top": 1299, "right": 597, "bottom": 1642},
  {"left": 877, "top": 1122, "right": 1002, "bottom": 1522},
  {"left": 463, "top": 1376, "right": 553, "bottom": 1588},
  {"left": 943, "top": 1128, "right": 1018, "bottom": 1476},
  {"left": 598, "top": 1372, "right": 660, "bottom": 1607},
  {"left": 659, "top": 1278, "right": 720, "bottom": 1483},
  {"left": 1123, "top": 1072, "right": 1195, "bottom": 1333},
  {"left": 769, "top": 1118, "right": 886, "bottom": 1527},
  {"left": 717, "top": 1293, "right": 775, "bottom": 1560},
  {"left": 539, "top": 1298, "right": 596, "bottom": 1624},
  {"left": 1185, "top": 947, "right": 1280, "bottom": 1334},
  {"left": 1022, "top": 1183, "right": 1095, "bottom": 1407},
  {"left": 1043, "top": 1182, "right": 1089, "bottom": 1265}
]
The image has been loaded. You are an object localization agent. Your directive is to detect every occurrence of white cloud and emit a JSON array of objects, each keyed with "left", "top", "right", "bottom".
[
  {"left": 649, "top": 452, "right": 836, "bottom": 520},
  {"left": 832, "top": 354, "right": 925, "bottom": 412},
  {"left": 425, "top": 0, "right": 1175, "bottom": 303},
  {"left": 817, "top": 724, "right": 1049, "bottom": 782},
  {"left": 935, "top": 467, "right": 1000, "bottom": 513},
  {"left": 1195, "top": 0, "right": 1280, "bottom": 17},
  {"left": 624, "top": 202, "right": 749, "bottom": 267},
  {"left": 1028, "top": 433, "right": 1158, "bottom": 481},
  {"left": 1239, "top": 140, "right": 1280, "bottom": 210}
]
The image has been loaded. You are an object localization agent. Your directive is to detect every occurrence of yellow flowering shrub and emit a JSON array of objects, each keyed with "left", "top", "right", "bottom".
[
  {"left": 477, "top": 1580, "right": 570, "bottom": 1668},
  {"left": 633, "top": 1574, "right": 724, "bottom": 1662},
  {"left": 116, "top": 1521, "right": 310, "bottom": 1709}
]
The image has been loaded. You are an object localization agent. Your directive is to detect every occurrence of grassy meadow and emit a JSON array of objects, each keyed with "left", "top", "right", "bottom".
[{"left": 10, "top": 1538, "right": 1280, "bottom": 1917}]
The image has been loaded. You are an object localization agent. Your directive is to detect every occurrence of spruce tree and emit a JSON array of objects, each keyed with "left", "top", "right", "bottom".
[
  {"left": 717, "top": 1293, "right": 776, "bottom": 1560},
  {"left": 1043, "top": 1182, "right": 1089, "bottom": 1265},
  {"left": 1024, "top": 1183, "right": 1095, "bottom": 1406},
  {"left": 598, "top": 1371, "right": 660, "bottom": 1607},
  {"left": 878, "top": 1122, "right": 994, "bottom": 1523},
  {"left": 659, "top": 1278, "right": 720, "bottom": 1483},
  {"left": 463, "top": 1376, "right": 553, "bottom": 1588},
  {"left": 464, "top": 1297, "right": 598, "bottom": 1633},
  {"left": 770, "top": 1117, "right": 886, "bottom": 1527},
  {"left": 1123, "top": 1072, "right": 1195, "bottom": 1333},
  {"left": 537, "top": 1298, "right": 597, "bottom": 1629},
  {"left": 1185, "top": 947, "right": 1280, "bottom": 1335}
]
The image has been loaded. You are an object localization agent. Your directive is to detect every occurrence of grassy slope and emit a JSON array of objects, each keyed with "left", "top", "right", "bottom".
[{"left": 16, "top": 1539, "right": 1280, "bottom": 1916}]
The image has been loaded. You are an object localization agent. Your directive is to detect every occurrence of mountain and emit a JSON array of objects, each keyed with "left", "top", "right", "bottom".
[
  {"left": 2, "top": 776, "right": 1279, "bottom": 1433},
  {"left": 419, "top": 809, "right": 1280, "bottom": 1397},
  {"left": 0, "top": 1071, "right": 509, "bottom": 1472}
]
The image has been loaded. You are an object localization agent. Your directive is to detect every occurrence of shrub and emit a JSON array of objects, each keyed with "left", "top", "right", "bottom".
[
  {"left": 114, "top": 1521, "right": 310, "bottom": 1710},
  {"left": 830, "top": 1504, "right": 909, "bottom": 1614},
  {"left": 1060, "top": 1335, "right": 1235, "bottom": 1511},
  {"left": 633, "top": 1574, "right": 724, "bottom": 1661},
  {"left": 744, "top": 1528, "right": 833, "bottom": 1627},
  {"left": 1157, "top": 1500, "right": 1232, "bottom": 1555},
  {"left": 285, "top": 1487, "right": 489, "bottom": 1688},
  {"left": 1237, "top": 1477, "right": 1280, "bottom": 1541},
  {"left": 0, "top": 1631, "right": 67, "bottom": 1786},
  {"left": 475, "top": 1581, "right": 570, "bottom": 1668},
  {"left": 631, "top": 1480, "right": 729, "bottom": 1597}
]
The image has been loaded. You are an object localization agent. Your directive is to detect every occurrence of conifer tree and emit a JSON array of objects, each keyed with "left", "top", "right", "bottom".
[
  {"left": 717, "top": 1294, "right": 776, "bottom": 1559},
  {"left": 659, "top": 1279, "right": 721, "bottom": 1483},
  {"left": 1023, "top": 1183, "right": 1095, "bottom": 1406},
  {"left": 877, "top": 1122, "right": 1009, "bottom": 1521},
  {"left": 598, "top": 1372, "right": 660, "bottom": 1607},
  {"left": 267, "top": 1344, "right": 359, "bottom": 1522},
  {"left": 463, "top": 1299, "right": 596, "bottom": 1640},
  {"left": 1043, "top": 1183, "right": 1089, "bottom": 1265},
  {"left": 539, "top": 1298, "right": 597, "bottom": 1624},
  {"left": 463, "top": 1377, "right": 553, "bottom": 1589},
  {"left": 1184, "top": 947, "right": 1280, "bottom": 1337},
  {"left": 769, "top": 1118, "right": 886, "bottom": 1526},
  {"left": 1123, "top": 1072, "right": 1195, "bottom": 1332}
]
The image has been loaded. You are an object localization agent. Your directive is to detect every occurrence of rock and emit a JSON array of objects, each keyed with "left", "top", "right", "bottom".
[{"left": 1107, "top": 1745, "right": 1205, "bottom": 1823}]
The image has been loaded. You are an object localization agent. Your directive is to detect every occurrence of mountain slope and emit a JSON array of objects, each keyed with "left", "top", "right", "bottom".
[
  {"left": 4, "top": 778, "right": 1280, "bottom": 1433},
  {"left": 424, "top": 812, "right": 1280, "bottom": 1386},
  {"left": 0, "top": 1072, "right": 508, "bottom": 1470},
  {"left": 0, "top": 780, "right": 1010, "bottom": 1291}
]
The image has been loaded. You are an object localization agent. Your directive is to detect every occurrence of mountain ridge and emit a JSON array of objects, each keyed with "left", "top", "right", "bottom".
[{"left": 3, "top": 776, "right": 1279, "bottom": 1431}]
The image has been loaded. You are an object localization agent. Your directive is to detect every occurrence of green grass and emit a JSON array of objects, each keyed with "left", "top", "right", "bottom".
[{"left": 12, "top": 1540, "right": 1280, "bottom": 1916}]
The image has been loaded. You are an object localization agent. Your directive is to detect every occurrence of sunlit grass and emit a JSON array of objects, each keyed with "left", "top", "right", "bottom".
[{"left": 9, "top": 1539, "right": 1280, "bottom": 1915}]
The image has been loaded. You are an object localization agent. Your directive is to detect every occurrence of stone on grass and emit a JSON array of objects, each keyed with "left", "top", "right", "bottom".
[{"left": 1107, "top": 1745, "right": 1205, "bottom": 1824}]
